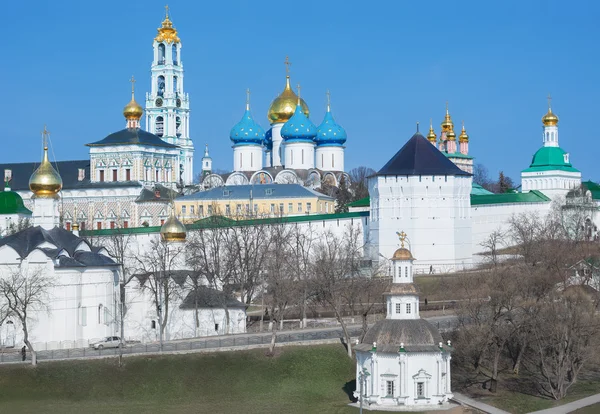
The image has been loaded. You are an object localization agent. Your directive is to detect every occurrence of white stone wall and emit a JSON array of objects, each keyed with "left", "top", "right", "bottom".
[
  {"left": 521, "top": 170, "right": 582, "bottom": 199},
  {"left": 283, "top": 141, "right": 315, "bottom": 170},
  {"left": 270, "top": 124, "right": 284, "bottom": 167},
  {"left": 232, "top": 145, "right": 263, "bottom": 172},
  {"left": 369, "top": 174, "right": 473, "bottom": 273}
]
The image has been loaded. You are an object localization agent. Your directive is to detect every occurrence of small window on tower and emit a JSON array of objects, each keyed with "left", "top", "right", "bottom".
[
  {"left": 112, "top": 170, "right": 118, "bottom": 181},
  {"left": 99, "top": 170, "right": 105, "bottom": 182},
  {"left": 125, "top": 169, "right": 131, "bottom": 181}
]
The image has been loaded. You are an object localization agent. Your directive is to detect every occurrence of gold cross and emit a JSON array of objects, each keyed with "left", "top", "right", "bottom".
[
  {"left": 396, "top": 231, "right": 407, "bottom": 248},
  {"left": 246, "top": 88, "right": 251, "bottom": 107},
  {"left": 326, "top": 90, "right": 331, "bottom": 109},
  {"left": 165, "top": 4, "right": 169, "bottom": 18},
  {"left": 284, "top": 56, "right": 291, "bottom": 75},
  {"left": 130, "top": 75, "right": 136, "bottom": 96},
  {"left": 41, "top": 125, "right": 50, "bottom": 149},
  {"left": 297, "top": 83, "right": 301, "bottom": 99},
  {"left": 547, "top": 93, "right": 552, "bottom": 110}
]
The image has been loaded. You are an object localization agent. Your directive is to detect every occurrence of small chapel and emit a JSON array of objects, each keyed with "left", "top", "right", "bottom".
[{"left": 355, "top": 232, "right": 453, "bottom": 408}]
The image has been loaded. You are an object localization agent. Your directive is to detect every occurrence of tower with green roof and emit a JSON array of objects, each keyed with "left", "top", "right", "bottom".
[
  {"left": 521, "top": 98, "right": 581, "bottom": 199},
  {"left": 0, "top": 180, "right": 32, "bottom": 235}
]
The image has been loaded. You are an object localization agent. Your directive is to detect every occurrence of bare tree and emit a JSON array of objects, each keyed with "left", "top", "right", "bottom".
[
  {"left": 479, "top": 228, "right": 506, "bottom": 267},
  {"left": 348, "top": 166, "right": 376, "bottom": 201},
  {"left": 0, "top": 265, "right": 53, "bottom": 366},
  {"left": 311, "top": 224, "right": 364, "bottom": 358},
  {"left": 133, "top": 238, "right": 185, "bottom": 350}
]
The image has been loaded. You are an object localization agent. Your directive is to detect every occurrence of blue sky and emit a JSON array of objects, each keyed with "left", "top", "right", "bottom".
[{"left": 4, "top": 0, "right": 599, "bottom": 183}]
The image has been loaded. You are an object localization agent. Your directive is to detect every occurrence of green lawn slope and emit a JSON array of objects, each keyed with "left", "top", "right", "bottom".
[{"left": 0, "top": 345, "right": 377, "bottom": 414}]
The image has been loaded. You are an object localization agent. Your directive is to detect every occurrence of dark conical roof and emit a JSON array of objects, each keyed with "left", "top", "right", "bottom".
[{"left": 377, "top": 133, "right": 470, "bottom": 176}]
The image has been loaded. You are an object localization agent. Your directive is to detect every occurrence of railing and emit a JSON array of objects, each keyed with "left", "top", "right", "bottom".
[{"left": 0, "top": 326, "right": 364, "bottom": 364}]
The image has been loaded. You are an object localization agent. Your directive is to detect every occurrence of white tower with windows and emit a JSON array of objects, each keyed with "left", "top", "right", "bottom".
[{"left": 145, "top": 7, "right": 194, "bottom": 185}]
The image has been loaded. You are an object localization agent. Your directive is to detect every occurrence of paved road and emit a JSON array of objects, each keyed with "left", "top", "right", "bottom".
[
  {"left": 452, "top": 392, "right": 511, "bottom": 414},
  {"left": 527, "top": 392, "right": 600, "bottom": 413},
  {"left": 0, "top": 315, "right": 458, "bottom": 364}
]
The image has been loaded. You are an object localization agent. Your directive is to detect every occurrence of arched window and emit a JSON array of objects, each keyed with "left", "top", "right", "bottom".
[
  {"left": 545, "top": 131, "right": 549, "bottom": 141},
  {"left": 175, "top": 116, "right": 181, "bottom": 137},
  {"left": 156, "top": 116, "right": 164, "bottom": 137},
  {"left": 173, "top": 76, "right": 178, "bottom": 95},
  {"left": 172, "top": 44, "right": 177, "bottom": 64},
  {"left": 158, "top": 44, "right": 165, "bottom": 64},
  {"left": 157, "top": 76, "right": 165, "bottom": 97}
]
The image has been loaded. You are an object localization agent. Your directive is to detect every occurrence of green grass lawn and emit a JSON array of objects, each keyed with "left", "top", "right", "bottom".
[{"left": 0, "top": 344, "right": 422, "bottom": 414}]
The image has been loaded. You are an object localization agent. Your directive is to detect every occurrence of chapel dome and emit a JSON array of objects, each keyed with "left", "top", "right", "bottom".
[
  {"left": 29, "top": 147, "right": 63, "bottom": 198},
  {"left": 123, "top": 97, "right": 143, "bottom": 121},
  {"left": 459, "top": 124, "right": 469, "bottom": 143},
  {"left": 542, "top": 108, "right": 559, "bottom": 126},
  {"left": 230, "top": 105, "right": 265, "bottom": 145},
  {"left": 392, "top": 247, "right": 414, "bottom": 261},
  {"left": 268, "top": 76, "right": 309, "bottom": 124},
  {"left": 160, "top": 209, "right": 187, "bottom": 242},
  {"left": 0, "top": 188, "right": 32, "bottom": 215},
  {"left": 281, "top": 104, "right": 317, "bottom": 141},
  {"left": 315, "top": 106, "right": 347, "bottom": 146},
  {"left": 361, "top": 319, "right": 443, "bottom": 352}
]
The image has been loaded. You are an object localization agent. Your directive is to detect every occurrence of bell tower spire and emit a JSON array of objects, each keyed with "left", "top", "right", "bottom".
[{"left": 145, "top": 6, "right": 194, "bottom": 185}]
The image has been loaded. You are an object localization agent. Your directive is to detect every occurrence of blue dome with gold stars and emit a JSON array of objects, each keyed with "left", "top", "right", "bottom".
[
  {"left": 230, "top": 105, "right": 265, "bottom": 146},
  {"left": 315, "top": 106, "right": 346, "bottom": 146},
  {"left": 281, "top": 104, "right": 317, "bottom": 142}
]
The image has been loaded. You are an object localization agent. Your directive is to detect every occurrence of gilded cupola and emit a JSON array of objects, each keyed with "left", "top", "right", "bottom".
[
  {"left": 459, "top": 121, "right": 469, "bottom": 142},
  {"left": 155, "top": 6, "right": 180, "bottom": 44},
  {"left": 29, "top": 126, "right": 63, "bottom": 198},
  {"left": 441, "top": 102, "right": 454, "bottom": 133},
  {"left": 267, "top": 56, "right": 309, "bottom": 124},
  {"left": 160, "top": 207, "right": 187, "bottom": 242},
  {"left": 427, "top": 119, "right": 437, "bottom": 144},
  {"left": 123, "top": 76, "right": 143, "bottom": 127},
  {"left": 542, "top": 96, "right": 559, "bottom": 126}
]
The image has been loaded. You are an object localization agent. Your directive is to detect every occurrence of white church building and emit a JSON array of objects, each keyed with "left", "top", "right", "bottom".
[{"left": 355, "top": 233, "right": 453, "bottom": 408}]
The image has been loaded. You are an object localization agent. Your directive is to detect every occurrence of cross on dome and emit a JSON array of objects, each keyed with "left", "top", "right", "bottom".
[
  {"left": 284, "top": 56, "right": 291, "bottom": 75},
  {"left": 42, "top": 124, "right": 50, "bottom": 150},
  {"left": 130, "top": 75, "right": 136, "bottom": 97},
  {"left": 396, "top": 231, "right": 407, "bottom": 248}
]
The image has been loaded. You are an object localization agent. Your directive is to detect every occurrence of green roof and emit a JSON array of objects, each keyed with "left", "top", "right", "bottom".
[
  {"left": 582, "top": 181, "right": 600, "bottom": 200},
  {"left": 471, "top": 190, "right": 550, "bottom": 206},
  {"left": 471, "top": 183, "right": 494, "bottom": 196},
  {"left": 347, "top": 197, "right": 370, "bottom": 208},
  {"left": 0, "top": 190, "right": 32, "bottom": 215},
  {"left": 444, "top": 152, "right": 474, "bottom": 160},
  {"left": 522, "top": 146, "right": 580, "bottom": 173},
  {"left": 80, "top": 212, "right": 370, "bottom": 237}
]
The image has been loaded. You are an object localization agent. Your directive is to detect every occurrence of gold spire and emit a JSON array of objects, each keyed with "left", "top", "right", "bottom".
[
  {"left": 396, "top": 231, "right": 407, "bottom": 248},
  {"left": 542, "top": 94, "right": 559, "bottom": 126},
  {"left": 160, "top": 205, "right": 187, "bottom": 242},
  {"left": 29, "top": 125, "right": 63, "bottom": 198},
  {"left": 427, "top": 118, "right": 437, "bottom": 143},
  {"left": 123, "top": 76, "right": 143, "bottom": 122},
  {"left": 155, "top": 5, "right": 180, "bottom": 44},
  {"left": 459, "top": 120, "right": 469, "bottom": 142},
  {"left": 441, "top": 101, "right": 454, "bottom": 132},
  {"left": 267, "top": 56, "right": 309, "bottom": 124}
]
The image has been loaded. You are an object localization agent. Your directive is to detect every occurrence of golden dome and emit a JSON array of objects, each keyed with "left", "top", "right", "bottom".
[
  {"left": 542, "top": 108, "right": 559, "bottom": 126},
  {"left": 459, "top": 122, "right": 469, "bottom": 142},
  {"left": 160, "top": 208, "right": 186, "bottom": 242},
  {"left": 268, "top": 76, "right": 309, "bottom": 124},
  {"left": 446, "top": 129, "right": 456, "bottom": 140},
  {"left": 441, "top": 102, "right": 454, "bottom": 132},
  {"left": 427, "top": 119, "right": 437, "bottom": 143},
  {"left": 29, "top": 146, "right": 62, "bottom": 198},
  {"left": 124, "top": 96, "right": 143, "bottom": 121},
  {"left": 155, "top": 7, "right": 180, "bottom": 44},
  {"left": 392, "top": 247, "right": 414, "bottom": 261}
]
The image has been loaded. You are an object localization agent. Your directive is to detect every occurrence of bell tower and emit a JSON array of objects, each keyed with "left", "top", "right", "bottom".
[{"left": 145, "top": 6, "right": 194, "bottom": 185}]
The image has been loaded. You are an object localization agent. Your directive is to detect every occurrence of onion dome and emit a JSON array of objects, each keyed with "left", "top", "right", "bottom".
[
  {"left": 427, "top": 119, "right": 437, "bottom": 144},
  {"left": 268, "top": 75, "right": 309, "bottom": 124},
  {"left": 315, "top": 94, "right": 347, "bottom": 146},
  {"left": 281, "top": 102, "right": 317, "bottom": 142},
  {"left": 542, "top": 107, "right": 559, "bottom": 126},
  {"left": 154, "top": 6, "right": 180, "bottom": 44},
  {"left": 446, "top": 129, "right": 456, "bottom": 141},
  {"left": 0, "top": 184, "right": 32, "bottom": 215},
  {"left": 230, "top": 91, "right": 265, "bottom": 145},
  {"left": 29, "top": 142, "right": 63, "bottom": 198},
  {"left": 441, "top": 102, "right": 454, "bottom": 132},
  {"left": 123, "top": 87, "right": 143, "bottom": 122},
  {"left": 160, "top": 208, "right": 186, "bottom": 242},
  {"left": 459, "top": 122, "right": 469, "bottom": 142}
]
